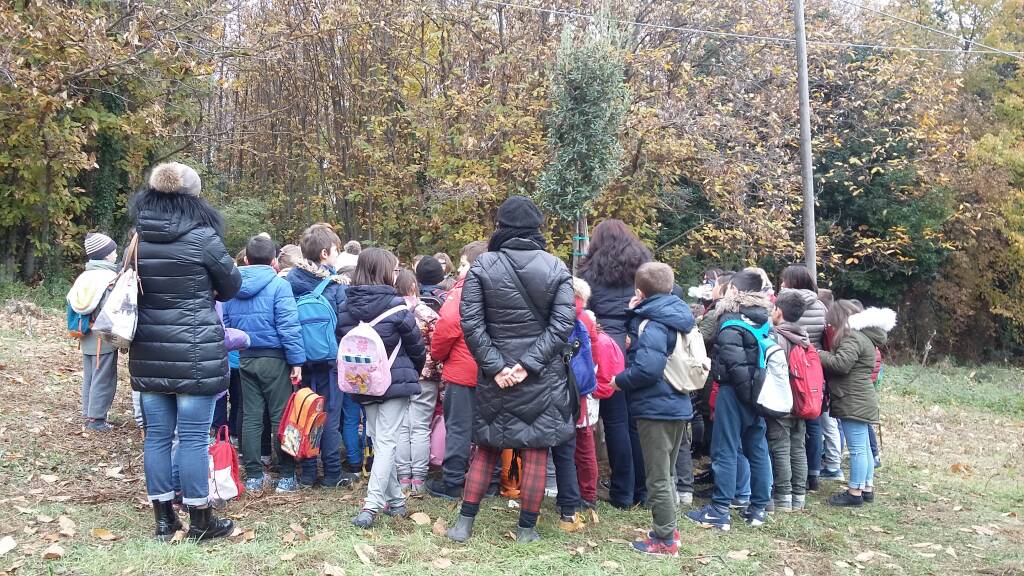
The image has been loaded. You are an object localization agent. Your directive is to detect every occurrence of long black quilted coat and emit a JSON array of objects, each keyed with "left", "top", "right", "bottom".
[
  {"left": 128, "top": 190, "right": 242, "bottom": 395},
  {"left": 460, "top": 237, "right": 576, "bottom": 448}
]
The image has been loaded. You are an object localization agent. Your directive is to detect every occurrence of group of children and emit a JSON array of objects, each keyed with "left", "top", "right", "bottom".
[{"left": 69, "top": 225, "right": 894, "bottom": 556}]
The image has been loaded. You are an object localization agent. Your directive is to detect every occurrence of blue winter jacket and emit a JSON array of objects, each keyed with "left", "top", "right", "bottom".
[
  {"left": 223, "top": 265, "right": 306, "bottom": 367},
  {"left": 616, "top": 293, "right": 695, "bottom": 421},
  {"left": 337, "top": 284, "right": 426, "bottom": 404}
]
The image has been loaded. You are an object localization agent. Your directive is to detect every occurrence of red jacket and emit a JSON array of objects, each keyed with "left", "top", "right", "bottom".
[{"left": 431, "top": 277, "right": 478, "bottom": 387}]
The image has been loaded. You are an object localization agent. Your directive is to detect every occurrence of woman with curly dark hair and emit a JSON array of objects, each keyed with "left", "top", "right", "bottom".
[{"left": 579, "top": 219, "right": 652, "bottom": 509}]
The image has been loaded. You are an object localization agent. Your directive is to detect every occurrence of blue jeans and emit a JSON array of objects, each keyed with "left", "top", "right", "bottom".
[
  {"left": 300, "top": 364, "right": 342, "bottom": 485},
  {"left": 141, "top": 392, "right": 216, "bottom": 506},
  {"left": 842, "top": 420, "right": 875, "bottom": 489},
  {"left": 868, "top": 424, "right": 879, "bottom": 458},
  {"left": 552, "top": 435, "right": 581, "bottom": 516},
  {"left": 710, "top": 385, "right": 773, "bottom": 510},
  {"left": 805, "top": 416, "right": 823, "bottom": 476},
  {"left": 341, "top": 392, "right": 364, "bottom": 468},
  {"left": 735, "top": 453, "right": 751, "bottom": 501},
  {"left": 601, "top": 389, "right": 646, "bottom": 506}
]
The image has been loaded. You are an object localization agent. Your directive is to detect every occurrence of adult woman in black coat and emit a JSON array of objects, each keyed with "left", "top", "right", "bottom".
[
  {"left": 579, "top": 219, "right": 652, "bottom": 508},
  {"left": 129, "top": 162, "right": 241, "bottom": 542},
  {"left": 446, "top": 196, "right": 575, "bottom": 544}
]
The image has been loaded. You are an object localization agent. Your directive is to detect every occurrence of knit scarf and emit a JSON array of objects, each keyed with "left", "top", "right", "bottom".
[{"left": 487, "top": 227, "right": 547, "bottom": 252}]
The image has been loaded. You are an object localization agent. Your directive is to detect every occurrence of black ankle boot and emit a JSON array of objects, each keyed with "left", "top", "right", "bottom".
[
  {"left": 153, "top": 500, "right": 183, "bottom": 541},
  {"left": 186, "top": 506, "right": 234, "bottom": 541}
]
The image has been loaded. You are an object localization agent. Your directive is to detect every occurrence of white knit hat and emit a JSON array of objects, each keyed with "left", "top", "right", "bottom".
[
  {"left": 149, "top": 162, "right": 201, "bottom": 196},
  {"left": 84, "top": 232, "right": 116, "bottom": 261}
]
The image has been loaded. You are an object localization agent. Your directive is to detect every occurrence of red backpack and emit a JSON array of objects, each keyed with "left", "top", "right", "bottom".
[{"left": 788, "top": 343, "right": 825, "bottom": 419}]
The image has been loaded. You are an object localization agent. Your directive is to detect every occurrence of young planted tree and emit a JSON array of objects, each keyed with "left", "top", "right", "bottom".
[{"left": 537, "top": 15, "right": 628, "bottom": 273}]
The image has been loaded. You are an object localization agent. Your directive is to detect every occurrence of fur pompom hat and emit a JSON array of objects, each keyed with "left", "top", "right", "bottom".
[{"left": 149, "top": 162, "right": 202, "bottom": 196}]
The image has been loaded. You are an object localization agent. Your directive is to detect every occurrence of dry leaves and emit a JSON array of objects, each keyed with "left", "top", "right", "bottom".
[
  {"left": 353, "top": 543, "right": 375, "bottom": 565},
  {"left": 322, "top": 562, "right": 345, "bottom": 576},
  {"left": 280, "top": 553, "right": 297, "bottom": 561},
  {"left": 310, "top": 530, "right": 335, "bottom": 543},
  {"left": 855, "top": 551, "right": 876, "bottom": 562},
  {"left": 90, "top": 528, "right": 118, "bottom": 541},
  {"left": 431, "top": 517, "right": 447, "bottom": 537},
  {"left": 783, "top": 567, "right": 795, "bottom": 576},
  {"left": 41, "top": 544, "right": 65, "bottom": 560},
  {"left": 36, "top": 515, "right": 54, "bottom": 524},
  {"left": 949, "top": 462, "right": 973, "bottom": 475},
  {"left": 170, "top": 531, "right": 186, "bottom": 543},
  {"left": 409, "top": 512, "right": 431, "bottom": 526},
  {"left": 39, "top": 474, "right": 58, "bottom": 484},
  {"left": 105, "top": 466, "right": 124, "bottom": 479},
  {"left": 58, "top": 516, "right": 75, "bottom": 537},
  {"left": 600, "top": 560, "right": 620, "bottom": 571},
  {"left": 726, "top": 549, "right": 752, "bottom": 561},
  {"left": 0, "top": 536, "right": 17, "bottom": 557},
  {"left": 431, "top": 558, "right": 453, "bottom": 569}
]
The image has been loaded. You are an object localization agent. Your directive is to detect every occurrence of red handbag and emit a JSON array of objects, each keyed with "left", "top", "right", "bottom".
[{"left": 208, "top": 425, "right": 244, "bottom": 502}]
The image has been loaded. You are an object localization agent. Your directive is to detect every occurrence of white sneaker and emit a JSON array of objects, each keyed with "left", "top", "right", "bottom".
[{"left": 677, "top": 491, "right": 693, "bottom": 506}]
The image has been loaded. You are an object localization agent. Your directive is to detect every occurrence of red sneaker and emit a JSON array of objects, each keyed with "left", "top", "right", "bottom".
[{"left": 632, "top": 536, "right": 679, "bottom": 557}]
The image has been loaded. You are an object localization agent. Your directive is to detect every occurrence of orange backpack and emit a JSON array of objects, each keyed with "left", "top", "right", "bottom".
[{"left": 278, "top": 387, "right": 326, "bottom": 460}]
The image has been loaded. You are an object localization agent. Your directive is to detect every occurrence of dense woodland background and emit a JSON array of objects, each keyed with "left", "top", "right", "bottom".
[{"left": 1, "top": 0, "right": 1022, "bottom": 361}]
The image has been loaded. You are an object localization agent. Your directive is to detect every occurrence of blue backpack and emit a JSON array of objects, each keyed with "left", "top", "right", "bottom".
[
  {"left": 67, "top": 301, "right": 92, "bottom": 338},
  {"left": 295, "top": 277, "right": 338, "bottom": 363},
  {"left": 568, "top": 319, "right": 597, "bottom": 396}
]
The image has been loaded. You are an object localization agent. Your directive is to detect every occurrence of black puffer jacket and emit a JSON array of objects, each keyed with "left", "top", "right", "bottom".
[
  {"left": 585, "top": 280, "right": 634, "bottom": 354},
  {"left": 129, "top": 190, "right": 242, "bottom": 395},
  {"left": 711, "top": 291, "right": 773, "bottom": 405},
  {"left": 337, "top": 285, "right": 426, "bottom": 404},
  {"left": 460, "top": 237, "right": 576, "bottom": 448}
]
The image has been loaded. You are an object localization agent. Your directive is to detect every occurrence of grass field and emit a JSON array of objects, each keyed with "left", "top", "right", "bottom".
[{"left": 0, "top": 300, "right": 1022, "bottom": 576}]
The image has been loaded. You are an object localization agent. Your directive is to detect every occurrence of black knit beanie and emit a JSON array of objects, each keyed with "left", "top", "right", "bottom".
[
  {"left": 416, "top": 256, "right": 445, "bottom": 286},
  {"left": 496, "top": 195, "right": 544, "bottom": 229}
]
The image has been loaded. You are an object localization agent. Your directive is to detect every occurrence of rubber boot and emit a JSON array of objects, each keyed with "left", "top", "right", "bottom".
[
  {"left": 153, "top": 500, "right": 183, "bottom": 542},
  {"left": 446, "top": 515, "right": 475, "bottom": 542},
  {"left": 186, "top": 505, "right": 234, "bottom": 541},
  {"left": 516, "top": 525, "right": 540, "bottom": 543}
]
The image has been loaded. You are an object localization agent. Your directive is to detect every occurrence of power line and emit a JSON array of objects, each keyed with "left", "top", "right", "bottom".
[
  {"left": 835, "top": 0, "right": 1022, "bottom": 60},
  {"left": 477, "top": 0, "right": 1024, "bottom": 59}
]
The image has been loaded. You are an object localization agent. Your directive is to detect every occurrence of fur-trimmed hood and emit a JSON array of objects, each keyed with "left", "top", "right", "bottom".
[
  {"left": 718, "top": 290, "right": 773, "bottom": 316},
  {"left": 848, "top": 307, "right": 896, "bottom": 348},
  {"left": 848, "top": 307, "right": 897, "bottom": 332},
  {"left": 293, "top": 258, "right": 349, "bottom": 285}
]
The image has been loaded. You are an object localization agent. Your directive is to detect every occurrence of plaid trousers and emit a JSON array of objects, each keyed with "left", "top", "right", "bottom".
[{"left": 464, "top": 445, "right": 548, "bottom": 514}]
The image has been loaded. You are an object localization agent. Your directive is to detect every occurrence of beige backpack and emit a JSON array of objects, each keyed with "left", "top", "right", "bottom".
[{"left": 638, "top": 321, "right": 710, "bottom": 393}]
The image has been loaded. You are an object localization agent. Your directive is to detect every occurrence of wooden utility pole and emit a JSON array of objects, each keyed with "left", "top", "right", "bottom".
[{"left": 794, "top": 0, "right": 817, "bottom": 277}]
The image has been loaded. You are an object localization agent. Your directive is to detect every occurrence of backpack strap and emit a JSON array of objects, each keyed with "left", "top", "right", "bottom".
[
  {"left": 367, "top": 305, "right": 410, "bottom": 369},
  {"left": 496, "top": 252, "right": 546, "bottom": 327},
  {"left": 719, "top": 319, "right": 772, "bottom": 368},
  {"left": 369, "top": 305, "right": 408, "bottom": 327},
  {"left": 311, "top": 276, "right": 333, "bottom": 298}
]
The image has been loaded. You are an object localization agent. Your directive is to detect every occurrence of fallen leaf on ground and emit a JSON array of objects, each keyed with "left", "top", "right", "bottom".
[
  {"left": 910, "top": 542, "right": 934, "bottom": 548},
  {"left": 586, "top": 508, "right": 600, "bottom": 524},
  {"left": 310, "top": 530, "right": 334, "bottom": 542},
  {"left": 431, "top": 518, "right": 447, "bottom": 536},
  {"left": 243, "top": 530, "right": 256, "bottom": 542},
  {"left": 945, "top": 547, "right": 957, "bottom": 557},
  {"left": 606, "top": 538, "right": 631, "bottom": 545},
  {"left": 90, "top": 528, "right": 118, "bottom": 541},
  {"left": 288, "top": 523, "right": 308, "bottom": 540},
  {"left": 855, "top": 551, "right": 876, "bottom": 562},
  {"left": 726, "top": 549, "right": 751, "bottom": 561},
  {"left": 282, "top": 532, "right": 296, "bottom": 544},
  {"left": 972, "top": 525, "right": 997, "bottom": 536},
  {"left": 0, "top": 536, "right": 17, "bottom": 557},
  {"left": 57, "top": 516, "right": 75, "bottom": 537},
  {"left": 1004, "top": 511, "right": 1019, "bottom": 518},
  {"left": 431, "top": 558, "right": 453, "bottom": 569},
  {"left": 916, "top": 552, "right": 937, "bottom": 558},
  {"left": 41, "top": 544, "right": 64, "bottom": 560},
  {"left": 835, "top": 560, "right": 851, "bottom": 568},
  {"left": 230, "top": 526, "right": 243, "bottom": 538},
  {"left": 39, "top": 475, "right": 58, "bottom": 484},
  {"left": 696, "top": 556, "right": 712, "bottom": 566},
  {"left": 280, "top": 553, "right": 297, "bottom": 561},
  {"left": 783, "top": 567, "right": 795, "bottom": 576},
  {"left": 353, "top": 543, "right": 375, "bottom": 565},
  {"left": 322, "top": 562, "right": 345, "bottom": 576},
  {"left": 409, "top": 512, "right": 431, "bottom": 526},
  {"left": 36, "top": 515, "right": 54, "bottom": 524},
  {"left": 949, "top": 462, "right": 972, "bottom": 475},
  {"left": 600, "top": 560, "right": 620, "bottom": 570},
  {"left": 170, "top": 531, "right": 185, "bottom": 543},
  {"left": 105, "top": 467, "right": 124, "bottom": 478}
]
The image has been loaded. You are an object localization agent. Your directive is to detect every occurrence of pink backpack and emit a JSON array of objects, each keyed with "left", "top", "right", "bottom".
[{"left": 337, "top": 305, "right": 407, "bottom": 396}]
